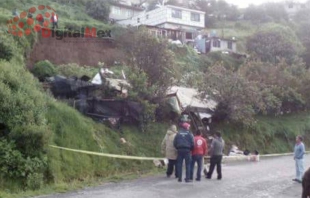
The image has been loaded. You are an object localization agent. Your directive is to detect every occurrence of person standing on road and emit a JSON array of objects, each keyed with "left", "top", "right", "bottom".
[
  {"left": 161, "top": 124, "right": 178, "bottom": 178},
  {"left": 174, "top": 122, "right": 194, "bottom": 183},
  {"left": 206, "top": 131, "right": 225, "bottom": 180},
  {"left": 293, "top": 135, "right": 305, "bottom": 183},
  {"left": 190, "top": 130, "right": 207, "bottom": 181}
]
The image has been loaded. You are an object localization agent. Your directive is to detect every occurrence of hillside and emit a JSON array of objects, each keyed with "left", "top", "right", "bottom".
[
  {"left": 27, "top": 36, "right": 122, "bottom": 67},
  {"left": 1, "top": 0, "right": 310, "bottom": 197}
]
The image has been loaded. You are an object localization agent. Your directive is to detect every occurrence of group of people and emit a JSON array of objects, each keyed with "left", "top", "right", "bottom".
[{"left": 161, "top": 122, "right": 225, "bottom": 183}]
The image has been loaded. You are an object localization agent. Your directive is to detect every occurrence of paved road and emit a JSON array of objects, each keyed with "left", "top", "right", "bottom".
[{"left": 38, "top": 155, "right": 309, "bottom": 198}]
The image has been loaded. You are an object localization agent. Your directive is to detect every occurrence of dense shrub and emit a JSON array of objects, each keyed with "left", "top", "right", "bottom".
[
  {"left": 0, "top": 41, "right": 13, "bottom": 61},
  {"left": 9, "top": 125, "right": 50, "bottom": 158},
  {"left": 57, "top": 63, "right": 98, "bottom": 78},
  {"left": 85, "top": 0, "right": 110, "bottom": 22},
  {"left": 31, "top": 60, "right": 57, "bottom": 81},
  {"left": 246, "top": 24, "right": 303, "bottom": 64},
  {"left": 0, "top": 139, "right": 47, "bottom": 190},
  {"left": 118, "top": 27, "right": 177, "bottom": 99}
]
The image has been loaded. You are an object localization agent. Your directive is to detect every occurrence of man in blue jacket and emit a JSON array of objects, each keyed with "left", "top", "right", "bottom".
[
  {"left": 293, "top": 135, "right": 306, "bottom": 183},
  {"left": 174, "top": 122, "right": 194, "bottom": 182}
]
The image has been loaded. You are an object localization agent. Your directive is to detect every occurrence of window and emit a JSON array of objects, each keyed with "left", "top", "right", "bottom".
[
  {"left": 213, "top": 40, "right": 221, "bottom": 48},
  {"left": 191, "top": 13, "right": 200, "bottom": 22},
  {"left": 228, "top": 41, "right": 232, "bottom": 50},
  {"left": 185, "top": 32, "right": 193, "bottom": 39},
  {"left": 137, "top": 17, "right": 140, "bottom": 23},
  {"left": 162, "top": 30, "right": 166, "bottom": 38},
  {"left": 126, "top": 10, "right": 133, "bottom": 17},
  {"left": 146, "top": 14, "right": 149, "bottom": 19},
  {"left": 112, "top": 6, "right": 121, "bottom": 15},
  {"left": 171, "top": 9, "right": 182, "bottom": 19},
  {"left": 150, "top": 30, "right": 156, "bottom": 36}
]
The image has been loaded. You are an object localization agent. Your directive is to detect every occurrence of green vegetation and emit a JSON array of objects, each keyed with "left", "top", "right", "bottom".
[
  {"left": 85, "top": 0, "right": 110, "bottom": 22},
  {"left": 56, "top": 63, "right": 98, "bottom": 78},
  {"left": 1, "top": 0, "right": 310, "bottom": 196},
  {"left": 0, "top": 3, "right": 167, "bottom": 194},
  {"left": 31, "top": 60, "right": 57, "bottom": 81},
  {"left": 218, "top": 113, "right": 310, "bottom": 154},
  {"left": 0, "top": 40, "right": 13, "bottom": 61}
]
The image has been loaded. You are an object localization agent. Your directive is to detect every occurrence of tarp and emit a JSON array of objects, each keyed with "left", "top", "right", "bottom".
[
  {"left": 82, "top": 98, "right": 143, "bottom": 122},
  {"left": 49, "top": 75, "right": 96, "bottom": 98}
]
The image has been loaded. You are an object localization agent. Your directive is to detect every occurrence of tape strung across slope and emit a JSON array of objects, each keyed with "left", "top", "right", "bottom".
[
  {"left": 50, "top": 145, "right": 309, "bottom": 162},
  {"left": 49, "top": 145, "right": 164, "bottom": 161}
]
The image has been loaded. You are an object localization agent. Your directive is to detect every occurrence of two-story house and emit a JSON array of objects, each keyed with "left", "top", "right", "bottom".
[{"left": 118, "top": 5, "right": 205, "bottom": 44}]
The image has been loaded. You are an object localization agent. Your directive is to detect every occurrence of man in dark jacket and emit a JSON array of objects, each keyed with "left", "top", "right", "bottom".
[
  {"left": 206, "top": 131, "right": 225, "bottom": 180},
  {"left": 174, "top": 122, "right": 194, "bottom": 182}
]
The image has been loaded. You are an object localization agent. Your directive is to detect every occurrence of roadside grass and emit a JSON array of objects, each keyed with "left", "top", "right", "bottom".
[
  {"left": 215, "top": 112, "right": 310, "bottom": 155},
  {"left": 0, "top": 168, "right": 165, "bottom": 198}
]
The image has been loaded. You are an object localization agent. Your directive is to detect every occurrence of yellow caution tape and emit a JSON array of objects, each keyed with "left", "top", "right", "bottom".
[
  {"left": 50, "top": 145, "right": 310, "bottom": 162},
  {"left": 49, "top": 145, "right": 164, "bottom": 161}
]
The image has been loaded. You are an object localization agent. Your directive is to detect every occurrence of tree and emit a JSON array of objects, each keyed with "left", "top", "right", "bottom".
[
  {"left": 244, "top": 5, "right": 269, "bottom": 24},
  {"left": 85, "top": 0, "right": 110, "bottom": 22},
  {"left": 293, "top": 8, "right": 310, "bottom": 23},
  {"left": 263, "top": 2, "right": 288, "bottom": 22},
  {"left": 246, "top": 24, "right": 304, "bottom": 64},
  {"left": 117, "top": 27, "right": 177, "bottom": 100},
  {"left": 199, "top": 64, "right": 262, "bottom": 125},
  {"left": 244, "top": 3, "right": 288, "bottom": 24},
  {"left": 239, "top": 60, "right": 306, "bottom": 114},
  {"left": 296, "top": 22, "right": 310, "bottom": 68}
]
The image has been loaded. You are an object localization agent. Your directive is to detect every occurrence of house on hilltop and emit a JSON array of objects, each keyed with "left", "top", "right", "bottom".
[
  {"left": 283, "top": 0, "right": 310, "bottom": 18},
  {"left": 118, "top": 4, "right": 205, "bottom": 44}
]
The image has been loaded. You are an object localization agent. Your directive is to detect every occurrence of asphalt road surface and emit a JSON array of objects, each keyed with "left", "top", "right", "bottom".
[{"left": 38, "top": 155, "right": 309, "bottom": 198}]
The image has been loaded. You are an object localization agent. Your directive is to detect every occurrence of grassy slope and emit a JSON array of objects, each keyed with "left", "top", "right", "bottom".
[
  {"left": 0, "top": 0, "right": 111, "bottom": 32},
  {"left": 216, "top": 113, "right": 310, "bottom": 155},
  {"left": 0, "top": 0, "right": 168, "bottom": 196},
  {"left": 1, "top": 0, "right": 310, "bottom": 197}
]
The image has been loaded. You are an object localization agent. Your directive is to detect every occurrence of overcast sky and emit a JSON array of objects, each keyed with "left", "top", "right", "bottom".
[{"left": 224, "top": 0, "right": 308, "bottom": 8}]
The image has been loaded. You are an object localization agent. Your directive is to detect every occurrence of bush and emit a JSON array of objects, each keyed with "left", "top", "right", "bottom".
[
  {"left": 57, "top": 63, "right": 98, "bottom": 78},
  {"left": 31, "top": 60, "right": 57, "bottom": 81},
  {"left": 0, "top": 139, "right": 47, "bottom": 190},
  {"left": 9, "top": 125, "right": 50, "bottom": 158},
  {"left": 0, "top": 40, "right": 13, "bottom": 61},
  {"left": 85, "top": 0, "right": 110, "bottom": 22}
]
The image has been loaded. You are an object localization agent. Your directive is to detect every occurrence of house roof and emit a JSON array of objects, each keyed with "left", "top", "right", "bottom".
[
  {"left": 166, "top": 86, "right": 217, "bottom": 111},
  {"left": 165, "top": 5, "right": 205, "bottom": 14},
  {"left": 110, "top": 2, "right": 145, "bottom": 11},
  {"left": 156, "top": 22, "right": 205, "bottom": 31},
  {"left": 140, "top": 25, "right": 184, "bottom": 32},
  {"left": 208, "top": 36, "right": 237, "bottom": 42}
]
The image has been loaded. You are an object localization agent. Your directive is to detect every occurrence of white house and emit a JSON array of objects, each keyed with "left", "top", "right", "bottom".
[
  {"left": 195, "top": 36, "right": 237, "bottom": 54},
  {"left": 118, "top": 5, "right": 205, "bottom": 43},
  {"left": 109, "top": 1, "right": 145, "bottom": 22},
  {"left": 283, "top": 1, "right": 310, "bottom": 17}
]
